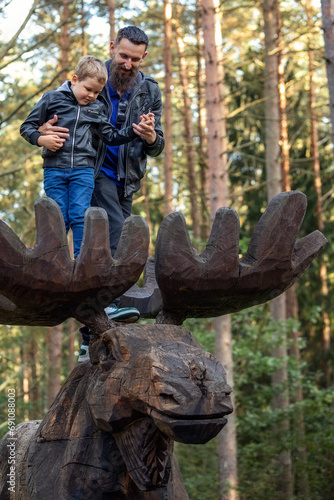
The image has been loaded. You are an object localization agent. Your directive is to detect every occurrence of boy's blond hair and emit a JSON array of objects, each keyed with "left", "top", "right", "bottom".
[{"left": 74, "top": 55, "right": 108, "bottom": 85}]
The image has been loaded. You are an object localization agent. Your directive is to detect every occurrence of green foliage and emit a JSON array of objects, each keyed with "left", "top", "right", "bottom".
[
  {"left": 0, "top": 325, "right": 49, "bottom": 439},
  {"left": 175, "top": 439, "right": 220, "bottom": 500}
]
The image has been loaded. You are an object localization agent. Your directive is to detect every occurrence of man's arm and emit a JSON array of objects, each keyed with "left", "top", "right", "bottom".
[
  {"left": 133, "top": 81, "right": 165, "bottom": 156},
  {"left": 38, "top": 114, "right": 69, "bottom": 141}
]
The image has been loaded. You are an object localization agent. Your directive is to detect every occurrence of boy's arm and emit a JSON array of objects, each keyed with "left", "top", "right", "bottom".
[
  {"left": 95, "top": 118, "right": 137, "bottom": 146},
  {"left": 37, "top": 135, "right": 64, "bottom": 152},
  {"left": 20, "top": 94, "right": 51, "bottom": 146}
]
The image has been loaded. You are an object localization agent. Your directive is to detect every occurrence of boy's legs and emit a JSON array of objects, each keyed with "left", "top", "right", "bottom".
[
  {"left": 68, "top": 168, "right": 94, "bottom": 258},
  {"left": 43, "top": 168, "right": 70, "bottom": 231}
]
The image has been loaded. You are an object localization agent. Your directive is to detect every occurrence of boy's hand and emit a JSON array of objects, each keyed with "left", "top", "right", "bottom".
[
  {"left": 37, "top": 134, "right": 64, "bottom": 152},
  {"left": 38, "top": 115, "right": 69, "bottom": 140},
  {"left": 132, "top": 112, "right": 156, "bottom": 144}
]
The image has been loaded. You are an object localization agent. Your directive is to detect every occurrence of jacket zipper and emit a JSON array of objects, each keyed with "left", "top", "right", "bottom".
[
  {"left": 120, "top": 89, "right": 147, "bottom": 197},
  {"left": 94, "top": 93, "right": 110, "bottom": 177},
  {"left": 71, "top": 106, "right": 81, "bottom": 168},
  {"left": 117, "top": 96, "right": 132, "bottom": 186}
]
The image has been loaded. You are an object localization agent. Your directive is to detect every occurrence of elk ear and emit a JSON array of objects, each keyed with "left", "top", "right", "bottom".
[
  {"left": 97, "top": 340, "right": 116, "bottom": 372},
  {"left": 90, "top": 330, "right": 125, "bottom": 371}
]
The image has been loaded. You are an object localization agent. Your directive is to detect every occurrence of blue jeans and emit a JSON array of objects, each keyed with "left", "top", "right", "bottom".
[
  {"left": 44, "top": 168, "right": 94, "bottom": 258},
  {"left": 91, "top": 173, "right": 133, "bottom": 255}
]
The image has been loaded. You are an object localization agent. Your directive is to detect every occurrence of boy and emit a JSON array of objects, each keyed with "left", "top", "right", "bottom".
[{"left": 20, "top": 55, "right": 152, "bottom": 258}]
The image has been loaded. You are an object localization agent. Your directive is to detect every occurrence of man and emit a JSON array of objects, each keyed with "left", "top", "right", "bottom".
[{"left": 39, "top": 27, "right": 165, "bottom": 333}]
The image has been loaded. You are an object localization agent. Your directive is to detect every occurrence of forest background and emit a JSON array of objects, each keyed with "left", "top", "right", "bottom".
[{"left": 0, "top": 0, "right": 333, "bottom": 499}]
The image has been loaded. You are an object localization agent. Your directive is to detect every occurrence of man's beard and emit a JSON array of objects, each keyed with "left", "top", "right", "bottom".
[{"left": 109, "top": 60, "right": 138, "bottom": 95}]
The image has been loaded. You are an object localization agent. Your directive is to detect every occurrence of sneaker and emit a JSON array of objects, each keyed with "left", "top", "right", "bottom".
[
  {"left": 105, "top": 303, "right": 140, "bottom": 323},
  {"left": 78, "top": 342, "right": 90, "bottom": 363}
]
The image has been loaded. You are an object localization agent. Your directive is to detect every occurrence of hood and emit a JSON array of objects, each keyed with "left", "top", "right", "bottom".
[{"left": 56, "top": 80, "right": 77, "bottom": 103}]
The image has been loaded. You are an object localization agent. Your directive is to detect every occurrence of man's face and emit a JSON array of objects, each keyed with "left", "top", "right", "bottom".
[
  {"left": 110, "top": 38, "right": 147, "bottom": 76},
  {"left": 109, "top": 38, "right": 148, "bottom": 94}
]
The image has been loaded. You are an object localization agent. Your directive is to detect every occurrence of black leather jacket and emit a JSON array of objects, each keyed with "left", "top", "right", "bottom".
[
  {"left": 96, "top": 61, "right": 165, "bottom": 196},
  {"left": 20, "top": 81, "right": 136, "bottom": 170}
]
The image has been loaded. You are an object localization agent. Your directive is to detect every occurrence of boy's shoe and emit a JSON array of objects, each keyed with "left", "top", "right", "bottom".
[
  {"left": 78, "top": 342, "right": 90, "bottom": 363},
  {"left": 105, "top": 303, "right": 140, "bottom": 323}
]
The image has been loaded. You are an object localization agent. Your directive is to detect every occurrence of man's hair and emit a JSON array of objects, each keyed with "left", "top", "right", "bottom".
[
  {"left": 115, "top": 26, "right": 149, "bottom": 50},
  {"left": 74, "top": 56, "right": 108, "bottom": 84}
]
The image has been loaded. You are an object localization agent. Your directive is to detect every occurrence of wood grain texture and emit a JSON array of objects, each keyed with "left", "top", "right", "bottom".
[
  {"left": 0, "top": 190, "right": 327, "bottom": 499},
  {"left": 119, "top": 257, "right": 163, "bottom": 317},
  {"left": 0, "top": 197, "right": 149, "bottom": 329},
  {"left": 153, "top": 191, "right": 327, "bottom": 323},
  {"left": 0, "top": 324, "right": 232, "bottom": 499}
]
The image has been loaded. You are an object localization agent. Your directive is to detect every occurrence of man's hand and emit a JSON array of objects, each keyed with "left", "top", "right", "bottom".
[
  {"left": 37, "top": 135, "right": 64, "bottom": 152},
  {"left": 132, "top": 112, "right": 156, "bottom": 144},
  {"left": 38, "top": 114, "right": 69, "bottom": 140}
]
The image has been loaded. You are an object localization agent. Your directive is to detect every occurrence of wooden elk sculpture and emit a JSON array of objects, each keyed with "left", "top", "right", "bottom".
[{"left": 0, "top": 191, "right": 327, "bottom": 500}]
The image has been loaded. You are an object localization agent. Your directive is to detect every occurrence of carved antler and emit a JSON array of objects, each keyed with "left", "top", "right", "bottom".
[
  {"left": 0, "top": 191, "right": 326, "bottom": 329},
  {"left": 0, "top": 197, "right": 149, "bottom": 330},
  {"left": 119, "top": 257, "right": 162, "bottom": 317},
  {"left": 121, "top": 191, "right": 327, "bottom": 324}
]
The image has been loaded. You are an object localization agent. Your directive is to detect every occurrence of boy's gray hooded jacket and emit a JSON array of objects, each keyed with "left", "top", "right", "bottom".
[{"left": 20, "top": 81, "right": 136, "bottom": 171}]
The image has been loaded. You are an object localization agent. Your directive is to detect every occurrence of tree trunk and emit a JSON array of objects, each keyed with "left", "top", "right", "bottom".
[
  {"left": 141, "top": 176, "right": 153, "bottom": 257},
  {"left": 80, "top": 0, "right": 87, "bottom": 56},
  {"left": 215, "top": 315, "right": 238, "bottom": 500},
  {"left": 60, "top": 0, "right": 70, "bottom": 84},
  {"left": 277, "top": 8, "right": 290, "bottom": 192},
  {"left": 264, "top": 1, "right": 281, "bottom": 201},
  {"left": 278, "top": 5, "right": 310, "bottom": 495},
  {"left": 201, "top": 0, "right": 228, "bottom": 214},
  {"left": 28, "top": 331, "right": 40, "bottom": 420},
  {"left": 263, "top": 0, "right": 293, "bottom": 497},
  {"left": 286, "top": 285, "right": 310, "bottom": 499},
  {"left": 163, "top": 0, "right": 174, "bottom": 217},
  {"left": 271, "top": 295, "right": 293, "bottom": 497},
  {"left": 48, "top": 324, "right": 63, "bottom": 407},
  {"left": 68, "top": 318, "right": 76, "bottom": 373},
  {"left": 307, "top": 0, "right": 331, "bottom": 384},
  {"left": 196, "top": 0, "right": 210, "bottom": 241},
  {"left": 175, "top": 9, "right": 201, "bottom": 239},
  {"left": 106, "top": 0, "right": 115, "bottom": 43},
  {"left": 200, "top": 0, "right": 238, "bottom": 498},
  {"left": 21, "top": 345, "right": 29, "bottom": 420},
  {"left": 321, "top": 0, "right": 334, "bottom": 147}
]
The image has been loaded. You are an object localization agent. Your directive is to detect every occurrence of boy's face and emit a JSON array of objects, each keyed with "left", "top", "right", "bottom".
[{"left": 70, "top": 75, "right": 104, "bottom": 105}]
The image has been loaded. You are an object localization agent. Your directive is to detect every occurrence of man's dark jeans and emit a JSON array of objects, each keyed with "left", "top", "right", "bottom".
[{"left": 91, "top": 173, "right": 133, "bottom": 255}]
